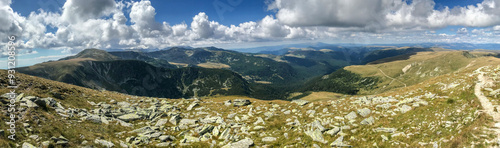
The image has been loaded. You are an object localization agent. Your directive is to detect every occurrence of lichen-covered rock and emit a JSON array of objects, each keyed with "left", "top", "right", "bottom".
[
  {"left": 291, "top": 99, "right": 309, "bottom": 106},
  {"left": 357, "top": 108, "right": 371, "bottom": 117},
  {"left": 360, "top": 116, "right": 375, "bottom": 125},
  {"left": 345, "top": 111, "right": 357, "bottom": 121},
  {"left": 118, "top": 113, "right": 142, "bottom": 122},
  {"left": 233, "top": 99, "right": 251, "bottom": 106},
  {"left": 222, "top": 138, "right": 254, "bottom": 148}
]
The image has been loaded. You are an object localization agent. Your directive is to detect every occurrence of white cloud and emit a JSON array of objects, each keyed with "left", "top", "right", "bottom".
[
  {"left": 61, "top": 0, "right": 116, "bottom": 23},
  {"left": 0, "top": 0, "right": 499, "bottom": 54}
]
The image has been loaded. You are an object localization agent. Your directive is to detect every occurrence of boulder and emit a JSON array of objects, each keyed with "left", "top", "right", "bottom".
[
  {"left": 345, "top": 111, "right": 357, "bottom": 121},
  {"left": 357, "top": 108, "right": 371, "bottom": 117},
  {"left": 22, "top": 142, "right": 37, "bottom": 148},
  {"left": 233, "top": 99, "right": 251, "bottom": 106},
  {"left": 222, "top": 138, "right": 254, "bottom": 148},
  {"left": 325, "top": 127, "right": 341, "bottom": 136},
  {"left": 187, "top": 102, "right": 199, "bottom": 111},
  {"left": 399, "top": 105, "right": 412, "bottom": 113},
  {"left": 118, "top": 113, "right": 142, "bottom": 122},
  {"left": 330, "top": 136, "right": 352, "bottom": 147},
  {"left": 262, "top": 137, "right": 277, "bottom": 142},
  {"left": 291, "top": 99, "right": 309, "bottom": 106},
  {"left": 360, "top": 116, "right": 375, "bottom": 125},
  {"left": 94, "top": 139, "right": 115, "bottom": 148},
  {"left": 169, "top": 115, "right": 182, "bottom": 125},
  {"left": 305, "top": 129, "right": 327, "bottom": 144}
]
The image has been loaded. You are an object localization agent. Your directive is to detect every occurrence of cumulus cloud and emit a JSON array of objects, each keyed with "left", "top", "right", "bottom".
[
  {"left": 0, "top": 0, "right": 499, "bottom": 54},
  {"left": 61, "top": 0, "right": 116, "bottom": 23}
]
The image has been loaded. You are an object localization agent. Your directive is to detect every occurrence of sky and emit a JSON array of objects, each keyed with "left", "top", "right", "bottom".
[{"left": 0, "top": 0, "right": 500, "bottom": 69}]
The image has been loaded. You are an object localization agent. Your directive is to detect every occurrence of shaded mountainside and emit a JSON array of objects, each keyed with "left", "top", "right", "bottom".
[
  {"left": 17, "top": 54, "right": 251, "bottom": 98},
  {"left": 108, "top": 51, "right": 177, "bottom": 69},
  {"left": 141, "top": 47, "right": 299, "bottom": 84}
]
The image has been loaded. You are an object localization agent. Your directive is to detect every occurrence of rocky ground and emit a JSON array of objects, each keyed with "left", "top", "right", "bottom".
[{"left": 1, "top": 64, "right": 500, "bottom": 147}]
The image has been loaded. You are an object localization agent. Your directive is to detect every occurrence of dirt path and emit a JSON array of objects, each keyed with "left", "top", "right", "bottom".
[
  {"left": 370, "top": 65, "right": 407, "bottom": 87},
  {"left": 475, "top": 73, "right": 500, "bottom": 121}
]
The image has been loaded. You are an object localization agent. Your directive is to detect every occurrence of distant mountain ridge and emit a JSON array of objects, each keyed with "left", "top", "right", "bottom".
[{"left": 17, "top": 49, "right": 251, "bottom": 98}]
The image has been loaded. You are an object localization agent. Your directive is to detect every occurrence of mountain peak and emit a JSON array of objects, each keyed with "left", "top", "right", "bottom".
[{"left": 60, "top": 48, "right": 119, "bottom": 61}]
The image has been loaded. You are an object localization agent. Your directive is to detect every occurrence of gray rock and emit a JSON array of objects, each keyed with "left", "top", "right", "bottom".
[
  {"left": 375, "top": 127, "right": 396, "bottom": 133},
  {"left": 311, "top": 120, "right": 327, "bottom": 132},
  {"left": 325, "top": 127, "right": 341, "bottom": 136},
  {"left": 222, "top": 138, "right": 254, "bottom": 148},
  {"left": 360, "top": 116, "right": 375, "bottom": 125},
  {"left": 262, "top": 137, "right": 277, "bottom": 142},
  {"left": 155, "top": 119, "right": 169, "bottom": 126},
  {"left": 330, "top": 136, "right": 352, "bottom": 147},
  {"left": 197, "top": 124, "right": 214, "bottom": 136},
  {"left": 94, "top": 139, "right": 115, "bottom": 148},
  {"left": 345, "top": 111, "right": 357, "bottom": 121},
  {"left": 86, "top": 115, "right": 102, "bottom": 123},
  {"left": 224, "top": 100, "right": 232, "bottom": 106},
  {"left": 169, "top": 115, "right": 182, "bottom": 125},
  {"left": 118, "top": 113, "right": 142, "bottom": 122},
  {"left": 305, "top": 129, "right": 327, "bottom": 144},
  {"left": 399, "top": 105, "right": 412, "bottom": 113},
  {"left": 376, "top": 103, "right": 391, "bottom": 109},
  {"left": 233, "top": 99, "right": 251, "bottom": 106},
  {"left": 357, "top": 108, "right": 371, "bottom": 117},
  {"left": 291, "top": 99, "right": 309, "bottom": 106},
  {"left": 159, "top": 135, "right": 175, "bottom": 142},
  {"left": 220, "top": 128, "right": 232, "bottom": 140},
  {"left": 156, "top": 142, "right": 173, "bottom": 147},
  {"left": 187, "top": 102, "right": 199, "bottom": 111},
  {"left": 254, "top": 117, "right": 265, "bottom": 125},
  {"left": 179, "top": 119, "right": 198, "bottom": 126},
  {"left": 181, "top": 135, "right": 200, "bottom": 143},
  {"left": 381, "top": 135, "right": 388, "bottom": 141},
  {"left": 22, "top": 142, "right": 36, "bottom": 148}
]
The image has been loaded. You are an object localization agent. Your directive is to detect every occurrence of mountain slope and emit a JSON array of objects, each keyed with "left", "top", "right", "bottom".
[
  {"left": 144, "top": 47, "right": 299, "bottom": 84},
  {"left": 17, "top": 50, "right": 251, "bottom": 98}
]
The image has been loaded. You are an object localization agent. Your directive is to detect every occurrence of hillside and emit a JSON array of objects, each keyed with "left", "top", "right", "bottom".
[{"left": 17, "top": 50, "right": 251, "bottom": 98}]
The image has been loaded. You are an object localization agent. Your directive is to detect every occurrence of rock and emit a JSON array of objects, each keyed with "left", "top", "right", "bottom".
[
  {"left": 224, "top": 100, "right": 232, "bottom": 106},
  {"left": 159, "top": 135, "right": 175, "bottom": 142},
  {"left": 198, "top": 124, "right": 215, "bottom": 136},
  {"left": 179, "top": 119, "right": 198, "bottom": 126},
  {"left": 325, "top": 127, "right": 341, "bottom": 136},
  {"left": 330, "top": 136, "right": 352, "bottom": 147},
  {"left": 34, "top": 97, "right": 57, "bottom": 108},
  {"left": 156, "top": 142, "right": 173, "bottom": 147},
  {"left": 345, "top": 111, "right": 357, "bottom": 121},
  {"left": 291, "top": 99, "right": 309, "bottom": 106},
  {"left": 305, "top": 129, "right": 327, "bottom": 144},
  {"left": 253, "top": 126, "right": 265, "bottom": 130},
  {"left": 357, "top": 108, "right": 371, "bottom": 117},
  {"left": 381, "top": 135, "right": 388, "bottom": 141},
  {"left": 220, "top": 128, "right": 232, "bottom": 140},
  {"left": 222, "top": 138, "right": 254, "bottom": 148},
  {"left": 376, "top": 103, "right": 391, "bottom": 109},
  {"left": 187, "top": 102, "right": 199, "bottom": 111},
  {"left": 169, "top": 115, "right": 182, "bottom": 125},
  {"left": 181, "top": 135, "right": 200, "bottom": 143},
  {"left": 118, "top": 113, "right": 142, "bottom": 122},
  {"left": 233, "top": 99, "right": 251, "bottom": 106},
  {"left": 94, "top": 139, "right": 115, "bottom": 148},
  {"left": 399, "top": 105, "right": 412, "bottom": 113},
  {"left": 360, "top": 116, "right": 375, "bottom": 125},
  {"left": 155, "top": 119, "right": 169, "bottom": 126},
  {"left": 375, "top": 127, "right": 396, "bottom": 133},
  {"left": 117, "top": 102, "right": 131, "bottom": 108},
  {"left": 262, "top": 137, "right": 277, "bottom": 142},
  {"left": 22, "top": 142, "right": 36, "bottom": 148},
  {"left": 311, "top": 120, "right": 327, "bottom": 132},
  {"left": 86, "top": 115, "right": 102, "bottom": 123},
  {"left": 254, "top": 117, "right": 265, "bottom": 125}
]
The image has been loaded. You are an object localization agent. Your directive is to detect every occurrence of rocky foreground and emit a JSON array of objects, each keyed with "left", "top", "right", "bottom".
[{"left": 1, "top": 66, "right": 500, "bottom": 147}]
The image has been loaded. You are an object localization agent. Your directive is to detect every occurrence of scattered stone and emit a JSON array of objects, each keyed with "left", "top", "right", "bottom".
[
  {"left": 325, "top": 127, "right": 341, "bottom": 136},
  {"left": 305, "top": 129, "right": 327, "bottom": 144},
  {"left": 118, "top": 113, "right": 142, "bottom": 122},
  {"left": 357, "top": 108, "right": 371, "bottom": 117},
  {"left": 292, "top": 99, "right": 309, "bottom": 106},
  {"left": 399, "top": 105, "right": 412, "bottom": 113},
  {"left": 222, "top": 138, "right": 253, "bottom": 148},
  {"left": 375, "top": 128, "right": 396, "bottom": 133},
  {"left": 345, "top": 111, "right": 357, "bottom": 121},
  {"left": 360, "top": 116, "right": 375, "bottom": 125},
  {"left": 330, "top": 136, "right": 352, "bottom": 147},
  {"left": 233, "top": 99, "right": 251, "bottom": 106},
  {"left": 94, "top": 139, "right": 115, "bottom": 148},
  {"left": 22, "top": 142, "right": 36, "bottom": 148},
  {"left": 262, "top": 137, "right": 277, "bottom": 142},
  {"left": 187, "top": 102, "right": 199, "bottom": 111}
]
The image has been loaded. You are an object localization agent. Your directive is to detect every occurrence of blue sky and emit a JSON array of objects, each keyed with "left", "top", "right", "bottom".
[{"left": 1, "top": 0, "right": 500, "bottom": 69}]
